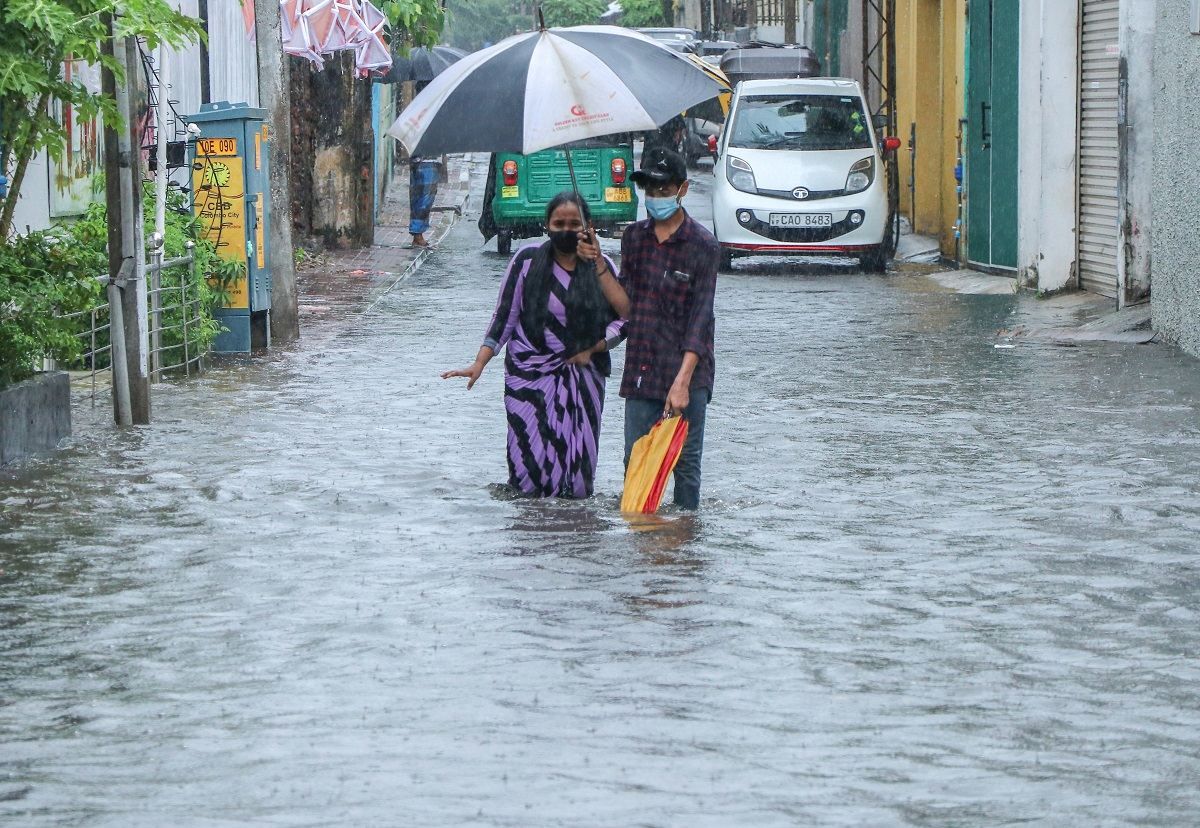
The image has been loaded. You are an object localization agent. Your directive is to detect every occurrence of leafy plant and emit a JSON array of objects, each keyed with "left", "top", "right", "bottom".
[
  {"left": 143, "top": 181, "right": 227, "bottom": 362},
  {"left": 0, "top": 175, "right": 236, "bottom": 387},
  {"left": 380, "top": 0, "right": 445, "bottom": 47},
  {"left": 0, "top": 232, "right": 103, "bottom": 387}
]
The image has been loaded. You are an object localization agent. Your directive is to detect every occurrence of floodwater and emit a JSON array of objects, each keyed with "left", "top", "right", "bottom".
[{"left": 3, "top": 172, "right": 1200, "bottom": 826}]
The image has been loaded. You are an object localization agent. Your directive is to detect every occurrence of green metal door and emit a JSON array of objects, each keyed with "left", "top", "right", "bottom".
[{"left": 966, "top": 0, "right": 1019, "bottom": 270}]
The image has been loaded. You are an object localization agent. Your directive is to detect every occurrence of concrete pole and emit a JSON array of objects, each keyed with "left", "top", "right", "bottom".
[
  {"left": 102, "top": 29, "right": 150, "bottom": 425},
  {"left": 121, "top": 34, "right": 151, "bottom": 423},
  {"left": 255, "top": 0, "right": 300, "bottom": 343},
  {"left": 101, "top": 27, "right": 132, "bottom": 426},
  {"left": 784, "top": 0, "right": 797, "bottom": 44}
]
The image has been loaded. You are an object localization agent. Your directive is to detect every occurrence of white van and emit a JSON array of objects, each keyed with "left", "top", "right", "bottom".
[{"left": 711, "top": 78, "right": 900, "bottom": 271}]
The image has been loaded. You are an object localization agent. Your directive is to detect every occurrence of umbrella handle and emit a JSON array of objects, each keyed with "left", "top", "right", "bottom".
[{"left": 565, "top": 147, "right": 579, "bottom": 194}]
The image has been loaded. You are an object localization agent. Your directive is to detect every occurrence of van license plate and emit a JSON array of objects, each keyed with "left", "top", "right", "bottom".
[
  {"left": 769, "top": 213, "right": 832, "bottom": 228},
  {"left": 605, "top": 187, "right": 631, "bottom": 203}
]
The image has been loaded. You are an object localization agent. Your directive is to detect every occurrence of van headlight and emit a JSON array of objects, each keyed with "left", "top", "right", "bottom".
[
  {"left": 844, "top": 156, "right": 875, "bottom": 194},
  {"left": 726, "top": 156, "right": 758, "bottom": 194}
]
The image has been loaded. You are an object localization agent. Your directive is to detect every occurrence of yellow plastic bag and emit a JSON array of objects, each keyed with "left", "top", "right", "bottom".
[{"left": 620, "top": 415, "right": 689, "bottom": 514}]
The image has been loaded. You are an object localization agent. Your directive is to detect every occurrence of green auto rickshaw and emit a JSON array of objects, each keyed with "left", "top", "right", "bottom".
[{"left": 478, "top": 136, "right": 639, "bottom": 255}]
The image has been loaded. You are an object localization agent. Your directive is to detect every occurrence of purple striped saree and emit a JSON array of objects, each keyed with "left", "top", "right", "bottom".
[{"left": 482, "top": 245, "right": 624, "bottom": 498}]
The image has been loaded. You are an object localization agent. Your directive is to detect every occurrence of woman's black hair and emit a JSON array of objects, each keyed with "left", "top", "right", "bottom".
[
  {"left": 545, "top": 190, "right": 592, "bottom": 226},
  {"left": 518, "top": 191, "right": 615, "bottom": 371}
]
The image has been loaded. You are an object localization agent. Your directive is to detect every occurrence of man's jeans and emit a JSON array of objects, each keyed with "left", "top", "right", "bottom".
[{"left": 624, "top": 391, "right": 710, "bottom": 510}]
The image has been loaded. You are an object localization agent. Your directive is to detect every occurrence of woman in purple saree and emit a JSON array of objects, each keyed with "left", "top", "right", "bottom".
[{"left": 442, "top": 193, "right": 630, "bottom": 498}]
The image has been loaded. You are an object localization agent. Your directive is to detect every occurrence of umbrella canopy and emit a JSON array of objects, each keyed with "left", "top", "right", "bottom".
[
  {"left": 387, "top": 25, "right": 728, "bottom": 157},
  {"left": 382, "top": 45, "right": 468, "bottom": 84}
]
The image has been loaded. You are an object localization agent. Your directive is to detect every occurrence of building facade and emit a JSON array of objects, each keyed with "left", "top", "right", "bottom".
[
  {"left": 1150, "top": 0, "right": 1200, "bottom": 356},
  {"left": 9, "top": 0, "right": 261, "bottom": 235},
  {"left": 714, "top": 1, "right": 1198, "bottom": 350},
  {"left": 807, "top": 0, "right": 1158, "bottom": 306},
  {"left": 808, "top": 0, "right": 964, "bottom": 260},
  {"left": 1018, "top": 0, "right": 1154, "bottom": 306}
]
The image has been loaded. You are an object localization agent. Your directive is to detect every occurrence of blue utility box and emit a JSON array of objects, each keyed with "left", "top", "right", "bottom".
[{"left": 188, "top": 101, "right": 272, "bottom": 353}]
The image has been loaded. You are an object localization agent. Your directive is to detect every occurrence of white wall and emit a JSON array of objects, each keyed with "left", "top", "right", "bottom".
[
  {"left": 1119, "top": 0, "right": 1155, "bottom": 303},
  {"left": 208, "top": 0, "right": 260, "bottom": 107},
  {"left": 163, "top": 0, "right": 204, "bottom": 120},
  {"left": 1017, "top": 0, "right": 1079, "bottom": 292},
  {"left": 9, "top": 150, "right": 52, "bottom": 234},
  {"left": 754, "top": 24, "right": 785, "bottom": 42},
  {"left": 675, "top": 0, "right": 703, "bottom": 31},
  {"left": 1151, "top": 0, "right": 1200, "bottom": 355}
]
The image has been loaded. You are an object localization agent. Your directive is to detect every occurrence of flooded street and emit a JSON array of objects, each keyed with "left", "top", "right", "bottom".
[{"left": 4, "top": 170, "right": 1200, "bottom": 826}]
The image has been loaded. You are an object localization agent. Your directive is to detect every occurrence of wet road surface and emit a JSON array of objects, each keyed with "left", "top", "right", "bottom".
[{"left": 3, "top": 167, "right": 1200, "bottom": 826}]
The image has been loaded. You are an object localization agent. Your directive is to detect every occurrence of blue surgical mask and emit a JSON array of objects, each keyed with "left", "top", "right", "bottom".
[{"left": 645, "top": 195, "right": 681, "bottom": 221}]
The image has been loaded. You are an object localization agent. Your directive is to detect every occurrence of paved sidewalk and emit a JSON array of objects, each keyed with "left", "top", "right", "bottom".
[
  {"left": 900, "top": 266, "right": 1157, "bottom": 344},
  {"left": 296, "top": 154, "right": 477, "bottom": 325}
]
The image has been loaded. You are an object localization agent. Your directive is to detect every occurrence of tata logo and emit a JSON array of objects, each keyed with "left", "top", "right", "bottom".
[
  {"left": 792, "top": 187, "right": 810, "bottom": 200},
  {"left": 570, "top": 104, "right": 587, "bottom": 117}
]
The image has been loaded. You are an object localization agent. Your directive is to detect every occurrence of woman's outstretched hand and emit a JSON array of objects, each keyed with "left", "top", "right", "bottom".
[{"left": 441, "top": 361, "right": 484, "bottom": 389}]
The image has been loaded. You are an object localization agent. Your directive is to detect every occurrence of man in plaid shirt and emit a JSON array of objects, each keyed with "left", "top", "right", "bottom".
[{"left": 620, "top": 147, "right": 719, "bottom": 509}]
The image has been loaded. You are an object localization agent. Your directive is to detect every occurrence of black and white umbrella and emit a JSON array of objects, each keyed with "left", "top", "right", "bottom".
[
  {"left": 381, "top": 45, "right": 468, "bottom": 85},
  {"left": 386, "top": 25, "right": 726, "bottom": 157}
]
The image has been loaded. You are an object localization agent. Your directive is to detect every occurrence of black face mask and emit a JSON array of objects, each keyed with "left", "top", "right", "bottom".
[{"left": 548, "top": 229, "right": 580, "bottom": 254}]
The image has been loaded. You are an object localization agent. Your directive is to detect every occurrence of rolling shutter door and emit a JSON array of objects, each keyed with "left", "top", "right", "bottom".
[{"left": 1077, "top": 0, "right": 1120, "bottom": 298}]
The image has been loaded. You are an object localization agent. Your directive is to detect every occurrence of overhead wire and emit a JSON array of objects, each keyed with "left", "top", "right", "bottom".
[{"left": 137, "top": 39, "right": 233, "bottom": 288}]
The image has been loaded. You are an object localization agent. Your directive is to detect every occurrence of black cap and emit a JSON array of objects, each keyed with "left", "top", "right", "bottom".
[{"left": 630, "top": 146, "right": 688, "bottom": 187}]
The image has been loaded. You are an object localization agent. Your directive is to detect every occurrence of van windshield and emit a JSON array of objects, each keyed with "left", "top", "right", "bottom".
[{"left": 729, "top": 94, "right": 872, "bottom": 151}]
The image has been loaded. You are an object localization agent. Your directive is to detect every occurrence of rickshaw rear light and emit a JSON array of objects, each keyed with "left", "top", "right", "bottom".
[
  {"left": 502, "top": 160, "right": 518, "bottom": 186},
  {"left": 610, "top": 158, "right": 627, "bottom": 184}
]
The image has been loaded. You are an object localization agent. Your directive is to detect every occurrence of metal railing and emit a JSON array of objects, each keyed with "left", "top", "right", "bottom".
[
  {"left": 148, "top": 241, "right": 205, "bottom": 382},
  {"left": 56, "top": 279, "right": 113, "bottom": 405},
  {"left": 54, "top": 240, "right": 209, "bottom": 406}
]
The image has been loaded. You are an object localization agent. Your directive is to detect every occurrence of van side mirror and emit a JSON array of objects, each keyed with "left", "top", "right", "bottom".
[{"left": 882, "top": 136, "right": 902, "bottom": 153}]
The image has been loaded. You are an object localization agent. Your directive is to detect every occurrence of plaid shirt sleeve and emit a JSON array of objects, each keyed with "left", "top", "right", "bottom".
[{"left": 605, "top": 234, "right": 634, "bottom": 351}]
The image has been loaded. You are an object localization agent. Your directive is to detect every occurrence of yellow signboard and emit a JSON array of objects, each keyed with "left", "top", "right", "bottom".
[
  {"left": 604, "top": 186, "right": 631, "bottom": 203},
  {"left": 501, "top": 185, "right": 519, "bottom": 198},
  {"left": 196, "top": 137, "right": 238, "bottom": 157},
  {"left": 254, "top": 132, "right": 261, "bottom": 170},
  {"left": 192, "top": 155, "right": 248, "bottom": 309}
]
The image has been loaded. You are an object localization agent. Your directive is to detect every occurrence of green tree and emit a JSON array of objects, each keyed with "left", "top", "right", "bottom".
[
  {"left": 0, "top": 0, "right": 203, "bottom": 238},
  {"left": 618, "top": 0, "right": 669, "bottom": 27},
  {"left": 540, "top": 0, "right": 606, "bottom": 27},
  {"left": 382, "top": 0, "right": 446, "bottom": 49},
  {"left": 443, "top": 0, "right": 528, "bottom": 51}
]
